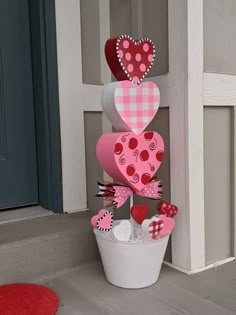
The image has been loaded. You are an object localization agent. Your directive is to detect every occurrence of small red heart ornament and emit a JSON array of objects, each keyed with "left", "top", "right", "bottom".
[
  {"left": 105, "top": 35, "right": 155, "bottom": 85},
  {"left": 131, "top": 204, "right": 148, "bottom": 224},
  {"left": 157, "top": 200, "right": 178, "bottom": 218}
]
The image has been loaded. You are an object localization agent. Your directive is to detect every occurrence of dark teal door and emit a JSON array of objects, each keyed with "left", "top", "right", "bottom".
[{"left": 0, "top": 0, "right": 38, "bottom": 209}]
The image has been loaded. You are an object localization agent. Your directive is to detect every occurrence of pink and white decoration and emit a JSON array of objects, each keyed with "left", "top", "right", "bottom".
[
  {"left": 91, "top": 33, "right": 178, "bottom": 289},
  {"left": 102, "top": 80, "right": 160, "bottom": 135}
]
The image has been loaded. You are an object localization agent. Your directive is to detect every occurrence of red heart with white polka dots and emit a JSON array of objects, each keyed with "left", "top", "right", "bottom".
[{"left": 105, "top": 35, "right": 155, "bottom": 85}]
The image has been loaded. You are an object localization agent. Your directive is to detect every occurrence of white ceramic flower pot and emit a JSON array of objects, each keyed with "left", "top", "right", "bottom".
[{"left": 94, "top": 220, "right": 170, "bottom": 289}]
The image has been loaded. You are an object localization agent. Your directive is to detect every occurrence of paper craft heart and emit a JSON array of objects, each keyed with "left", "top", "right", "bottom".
[
  {"left": 112, "top": 220, "right": 131, "bottom": 241},
  {"left": 157, "top": 200, "right": 178, "bottom": 218},
  {"left": 149, "top": 219, "right": 164, "bottom": 239},
  {"left": 102, "top": 81, "right": 160, "bottom": 135},
  {"left": 142, "top": 217, "right": 164, "bottom": 240},
  {"left": 91, "top": 209, "right": 113, "bottom": 231},
  {"left": 131, "top": 204, "right": 148, "bottom": 225},
  {"left": 91, "top": 209, "right": 107, "bottom": 228},
  {"left": 96, "top": 131, "right": 164, "bottom": 192},
  {"left": 105, "top": 35, "right": 155, "bottom": 84},
  {"left": 153, "top": 214, "right": 175, "bottom": 236}
]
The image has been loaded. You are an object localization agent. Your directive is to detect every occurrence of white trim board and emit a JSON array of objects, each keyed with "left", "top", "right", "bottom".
[
  {"left": 164, "top": 257, "right": 235, "bottom": 275},
  {"left": 203, "top": 72, "right": 236, "bottom": 105},
  {"left": 167, "top": 0, "right": 205, "bottom": 271}
]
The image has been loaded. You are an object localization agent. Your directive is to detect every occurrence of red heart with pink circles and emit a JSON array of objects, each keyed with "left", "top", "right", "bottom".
[
  {"left": 105, "top": 35, "right": 155, "bottom": 85},
  {"left": 96, "top": 131, "right": 164, "bottom": 192}
]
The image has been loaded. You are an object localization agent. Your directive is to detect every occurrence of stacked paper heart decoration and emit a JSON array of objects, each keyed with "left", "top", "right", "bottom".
[{"left": 91, "top": 35, "right": 178, "bottom": 242}]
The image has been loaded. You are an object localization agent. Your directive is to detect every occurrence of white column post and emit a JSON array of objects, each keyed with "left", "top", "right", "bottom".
[
  {"left": 168, "top": 0, "right": 205, "bottom": 271},
  {"left": 131, "top": 0, "right": 143, "bottom": 38},
  {"left": 98, "top": 0, "right": 111, "bottom": 84}
]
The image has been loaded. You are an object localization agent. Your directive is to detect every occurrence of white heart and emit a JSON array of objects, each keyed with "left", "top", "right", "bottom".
[{"left": 112, "top": 220, "right": 131, "bottom": 241}]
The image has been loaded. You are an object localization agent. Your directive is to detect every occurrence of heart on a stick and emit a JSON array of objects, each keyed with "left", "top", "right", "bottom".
[
  {"left": 96, "top": 131, "right": 164, "bottom": 192},
  {"left": 91, "top": 209, "right": 107, "bottom": 228},
  {"left": 157, "top": 200, "right": 178, "bottom": 218},
  {"left": 151, "top": 215, "right": 175, "bottom": 236},
  {"left": 105, "top": 35, "right": 155, "bottom": 84},
  {"left": 102, "top": 81, "right": 160, "bottom": 135},
  {"left": 158, "top": 215, "right": 175, "bottom": 236},
  {"left": 142, "top": 217, "right": 164, "bottom": 240},
  {"left": 91, "top": 209, "right": 113, "bottom": 231},
  {"left": 112, "top": 220, "right": 131, "bottom": 241},
  {"left": 131, "top": 204, "right": 148, "bottom": 225}
]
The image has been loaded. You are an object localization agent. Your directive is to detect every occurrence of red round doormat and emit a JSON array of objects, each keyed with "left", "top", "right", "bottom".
[{"left": 0, "top": 283, "right": 59, "bottom": 315}]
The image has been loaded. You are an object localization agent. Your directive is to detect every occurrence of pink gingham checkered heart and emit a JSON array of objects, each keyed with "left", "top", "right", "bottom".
[{"left": 114, "top": 81, "right": 160, "bottom": 135}]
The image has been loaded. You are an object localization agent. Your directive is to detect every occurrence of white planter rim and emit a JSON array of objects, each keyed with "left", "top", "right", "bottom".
[{"left": 94, "top": 228, "right": 170, "bottom": 245}]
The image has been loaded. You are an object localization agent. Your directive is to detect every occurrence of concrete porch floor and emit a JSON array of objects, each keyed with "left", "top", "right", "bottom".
[{"left": 38, "top": 261, "right": 236, "bottom": 315}]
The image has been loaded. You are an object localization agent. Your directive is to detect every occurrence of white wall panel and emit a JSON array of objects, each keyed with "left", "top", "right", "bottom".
[
  {"left": 204, "top": 0, "right": 236, "bottom": 74},
  {"left": 204, "top": 107, "right": 233, "bottom": 264}
]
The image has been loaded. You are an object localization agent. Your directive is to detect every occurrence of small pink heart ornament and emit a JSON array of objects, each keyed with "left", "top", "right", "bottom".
[
  {"left": 152, "top": 214, "right": 175, "bottom": 236},
  {"left": 91, "top": 209, "right": 107, "bottom": 227},
  {"left": 102, "top": 81, "right": 160, "bottom": 135},
  {"left": 112, "top": 220, "right": 131, "bottom": 241},
  {"left": 91, "top": 209, "right": 113, "bottom": 231}
]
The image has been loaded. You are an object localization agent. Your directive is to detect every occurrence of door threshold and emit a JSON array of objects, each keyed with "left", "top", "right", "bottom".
[{"left": 0, "top": 206, "right": 54, "bottom": 225}]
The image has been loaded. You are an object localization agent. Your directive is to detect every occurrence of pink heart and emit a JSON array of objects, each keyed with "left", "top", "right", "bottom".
[
  {"left": 96, "top": 131, "right": 164, "bottom": 192},
  {"left": 158, "top": 215, "right": 175, "bottom": 236},
  {"left": 102, "top": 81, "right": 160, "bottom": 135},
  {"left": 96, "top": 211, "right": 113, "bottom": 231},
  {"left": 91, "top": 209, "right": 107, "bottom": 228}
]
